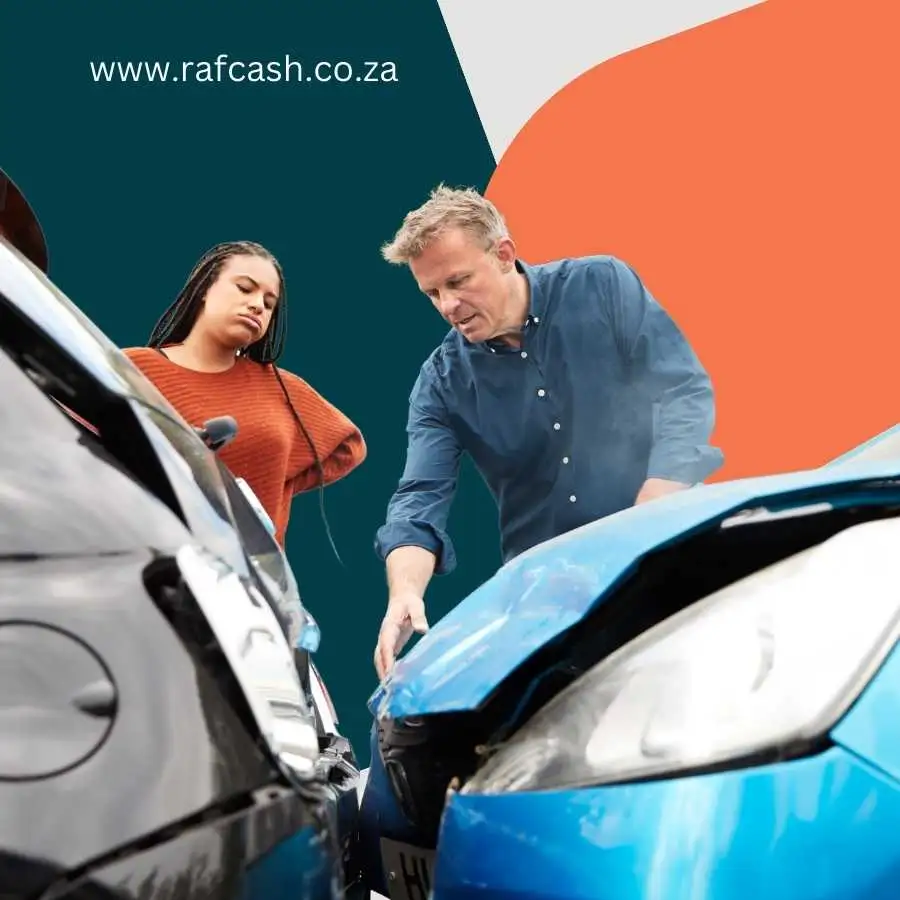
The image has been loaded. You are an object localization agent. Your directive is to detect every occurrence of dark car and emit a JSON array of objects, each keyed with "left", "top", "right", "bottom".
[{"left": 0, "top": 233, "right": 364, "bottom": 900}]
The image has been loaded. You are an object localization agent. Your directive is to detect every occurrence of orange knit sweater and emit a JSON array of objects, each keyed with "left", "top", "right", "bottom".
[{"left": 124, "top": 347, "right": 366, "bottom": 544}]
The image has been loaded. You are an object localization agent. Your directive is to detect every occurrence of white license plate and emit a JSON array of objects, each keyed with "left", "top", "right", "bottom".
[{"left": 380, "top": 837, "right": 436, "bottom": 900}]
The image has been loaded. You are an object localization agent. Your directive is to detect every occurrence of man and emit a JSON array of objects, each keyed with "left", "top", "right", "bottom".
[{"left": 373, "top": 184, "right": 723, "bottom": 678}]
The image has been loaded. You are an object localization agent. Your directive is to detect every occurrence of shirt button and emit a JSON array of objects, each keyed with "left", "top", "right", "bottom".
[
  {"left": 537, "top": 388, "right": 546, "bottom": 397},
  {"left": 521, "top": 351, "right": 528, "bottom": 359},
  {"left": 533, "top": 316, "right": 540, "bottom": 324},
  {"left": 553, "top": 423, "right": 561, "bottom": 431},
  {"left": 569, "top": 495, "right": 577, "bottom": 503},
  {"left": 562, "top": 456, "right": 569, "bottom": 464}
]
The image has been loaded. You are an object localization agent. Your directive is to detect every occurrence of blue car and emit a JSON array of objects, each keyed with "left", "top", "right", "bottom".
[{"left": 360, "top": 427, "right": 900, "bottom": 900}]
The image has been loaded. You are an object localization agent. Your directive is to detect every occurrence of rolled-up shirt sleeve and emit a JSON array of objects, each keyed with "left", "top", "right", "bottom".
[
  {"left": 374, "top": 360, "right": 462, "bottom": 574},
  {"left": 598, "top": 257, "right": 724, "bottom": 486}
]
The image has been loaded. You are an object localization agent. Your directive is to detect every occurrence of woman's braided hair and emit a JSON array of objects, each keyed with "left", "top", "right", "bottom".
[{"left": 148, "top": 240, "right": 341, "bottom": 561}]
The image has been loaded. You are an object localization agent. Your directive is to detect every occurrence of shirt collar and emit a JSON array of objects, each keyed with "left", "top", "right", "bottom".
[
  {"left": 478, "top": 259, "right": 545, "bottom": 354},
  {"left": 518, "top": 258, "right": 546, "bottom": 324}
]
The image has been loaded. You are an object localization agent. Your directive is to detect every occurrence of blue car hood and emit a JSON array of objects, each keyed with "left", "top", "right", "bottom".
[{"left": 371, "top": 435, "right": 900, "bottom": 720}]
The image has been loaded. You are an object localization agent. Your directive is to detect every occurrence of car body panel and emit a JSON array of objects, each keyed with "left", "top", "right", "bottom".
[
  {"left": 429, "top": 638, "right": 900, "bottom": 900},
  {"left": 372, "top": 451, "right": 900, "bottom": 721},
  {"left": 831, "top": 628, "right": 900, "bottom": 787},
  {"left": 5, "top": 787, "right": 338, "bottom": 900},
  {"left": 0, "top": 551, "right": 277, "bottom": 880},
  {"left": 432, "top": 746, "right": 900, "bottom": 900}
]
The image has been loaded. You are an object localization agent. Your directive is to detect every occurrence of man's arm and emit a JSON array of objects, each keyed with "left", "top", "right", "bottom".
[
  {"left": 595, "top": 257, "right": 724, "bottom": 499},
  {"left": 386, "top": 545, "right": 438, "bottom": 604},
  {"left": 374, "top": 361, "right": 462, "bottom": 677},
  {"left": 374, "top": 359, "right": 462, "bottom": 575}
]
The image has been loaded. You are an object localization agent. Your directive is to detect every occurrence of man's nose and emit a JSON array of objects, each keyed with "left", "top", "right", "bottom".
[{"left": 439, "top": 293, "right": 461, "bottom": 316}]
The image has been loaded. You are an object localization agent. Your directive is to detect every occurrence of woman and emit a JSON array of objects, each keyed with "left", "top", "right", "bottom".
[{"left": 124, "top": 240, "right": 366, "bottom": 549}]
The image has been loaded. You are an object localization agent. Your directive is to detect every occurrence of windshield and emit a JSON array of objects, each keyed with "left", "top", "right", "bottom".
[
  {"left": 0, "top": 238, "right": 237, "bottom": 525},
  {"left": 0, "top": 342, "right": 189, "bottom": 556},
  {"left": 0, "top": 239, "right": 135, "bottom": 393},
  {"left": 0, "top": 238, "right": 218, "bottom": 427}
]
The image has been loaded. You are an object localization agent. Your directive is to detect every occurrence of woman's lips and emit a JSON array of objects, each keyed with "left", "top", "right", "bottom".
[{"left": 237, "top": 314, "right": 261, "bottom": 332}]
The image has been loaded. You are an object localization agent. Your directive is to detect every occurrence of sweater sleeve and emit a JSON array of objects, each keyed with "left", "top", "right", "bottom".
[{"left": 278, "top": 369, "right": 367, "bottom": 494}]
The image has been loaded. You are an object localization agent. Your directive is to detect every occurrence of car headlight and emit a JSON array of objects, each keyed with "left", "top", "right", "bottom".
[
  {"left": 176, "top": 545, "right": 320, "bottom": 779},
  {"left": 251, "top": 561, "right": 320, "bottom": 653},
  {"left": 284, "top": 564, "right": 321, "bottom": 653},
  {"left": 464, "top": 517, "right": 900, "bottom": 795}
]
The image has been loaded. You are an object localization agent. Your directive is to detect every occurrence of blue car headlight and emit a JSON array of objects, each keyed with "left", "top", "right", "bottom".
[{"left": 464, "top": 517, "right": 900, "bottom": 794}]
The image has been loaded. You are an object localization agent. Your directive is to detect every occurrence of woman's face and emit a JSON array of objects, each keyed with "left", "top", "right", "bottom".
[{"left": 197, "top": 253, "right": 281, "bottom": 349}]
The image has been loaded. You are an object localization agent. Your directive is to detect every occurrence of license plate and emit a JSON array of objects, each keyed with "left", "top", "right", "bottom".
[{"left": 380, "top": 837, "right": 436, "bottom": 900}]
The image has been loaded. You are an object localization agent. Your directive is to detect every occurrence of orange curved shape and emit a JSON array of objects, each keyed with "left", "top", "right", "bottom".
[{"left": 487, "top": 0, "right": 900, "bottom": 481}]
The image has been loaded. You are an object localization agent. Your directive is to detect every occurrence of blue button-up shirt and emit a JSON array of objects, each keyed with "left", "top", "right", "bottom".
[{"left": 375, "top": 255, "right": 723, "bottom": 573}]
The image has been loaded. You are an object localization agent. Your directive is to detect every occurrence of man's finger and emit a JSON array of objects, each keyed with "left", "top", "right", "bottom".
[
  {"left": 381, "top": 641, "right": 396, "bottom": 678},
  {"left": 375, "top": 625, "right": 388, "bottom": 679},
  {"left": 376, "top": 639, "right": 392, "bottom": 680},
  {"left": 376, "top": 620, "right": 400, "bottom": 680}
]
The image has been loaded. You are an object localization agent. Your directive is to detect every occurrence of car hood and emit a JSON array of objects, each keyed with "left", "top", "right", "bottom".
[{"left": 370, "top": 441, "right": 900, "bottom": 720}]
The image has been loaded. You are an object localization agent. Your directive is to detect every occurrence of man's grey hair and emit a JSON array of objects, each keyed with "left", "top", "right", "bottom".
[{"left": 381, "top": 184, "right": 509, "bottom": 264}]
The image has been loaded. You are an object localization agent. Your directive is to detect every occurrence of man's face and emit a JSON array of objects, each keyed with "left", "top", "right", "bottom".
[{"left": 410, "top": 227, "right": 516, "bottom": 343}]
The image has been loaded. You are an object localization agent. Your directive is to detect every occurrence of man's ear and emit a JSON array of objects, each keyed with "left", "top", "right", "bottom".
[{"left": 494, "top": 236, "right": 517, "bottom": 271}]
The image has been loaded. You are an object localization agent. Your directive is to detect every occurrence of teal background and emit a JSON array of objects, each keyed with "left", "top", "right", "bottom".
[{"left": 0, "top": 0, "right": 497, "bottom": 763}]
